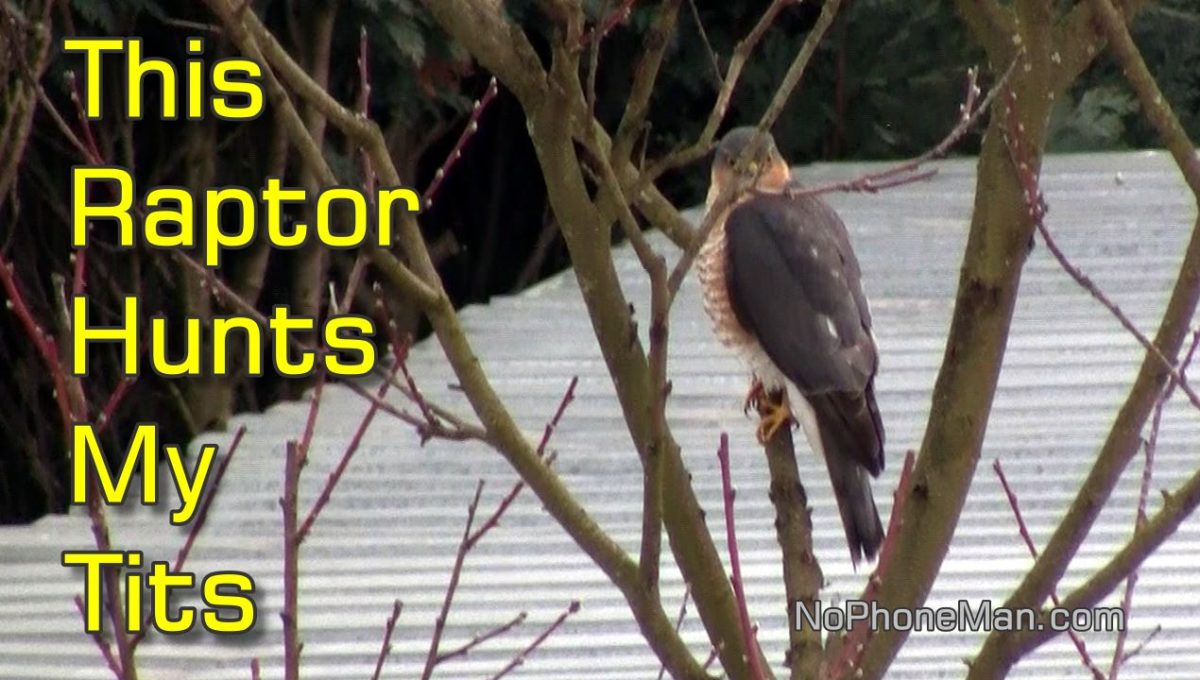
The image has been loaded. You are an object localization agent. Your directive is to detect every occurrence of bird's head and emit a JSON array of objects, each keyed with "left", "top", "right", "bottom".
[{"left": 707, "top": 127, "right": 791, "bottom": 208}]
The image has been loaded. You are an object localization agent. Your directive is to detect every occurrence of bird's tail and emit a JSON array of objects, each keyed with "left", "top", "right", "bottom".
[
  {"left": 790, "top": 387, "right": 886, "bottom": 565},
  {"left": 823, "top": 448, "right": 884, "bottom": 565}
]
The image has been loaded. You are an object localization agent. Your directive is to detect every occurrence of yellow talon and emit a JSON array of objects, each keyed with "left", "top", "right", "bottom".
[
  {"left": 754, "top": 389, "right": 791, "bottom": 444},
  {"left": 743, "top": 378, "right": 766, "bottom": 416}
]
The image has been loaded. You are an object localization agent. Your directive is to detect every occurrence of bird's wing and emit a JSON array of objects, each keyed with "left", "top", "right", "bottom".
[
  {"left": 725, "top": 191, "right": 884, "bottom": 475},
  {"left": 725, "top": 192, "right": 877, "bottom": 391}
]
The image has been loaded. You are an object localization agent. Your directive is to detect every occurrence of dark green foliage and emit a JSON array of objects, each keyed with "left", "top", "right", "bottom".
[{"left": 1049, "top": 1, "right": 1200, "bottom": 152}]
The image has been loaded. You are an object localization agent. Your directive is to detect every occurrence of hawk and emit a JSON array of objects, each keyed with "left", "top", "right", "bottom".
[{"left": 697, "top": 127, "right": 885, "bottom": 564}]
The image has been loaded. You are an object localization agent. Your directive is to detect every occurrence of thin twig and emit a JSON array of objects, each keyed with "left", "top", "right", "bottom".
[
  {"left": 645, "top": 0, "right": 794, "bottom": 179},
  {"left": 421, "top": 481, "right": 485, "bottom": 680},
  {"left": 793, "top": 59, "right": 1018, "bottom": 199},
  {"left": 435, "top": 611, "right": 527, "bottom": 665},
  {"left": 993, "top": 460, "right": 1106, "bottom": 680},
  {"left": 684, "top": 0, "right": 721, "bottom": 86},
  {"left": 131, "top": 426, "right": 247, "bottom": 647},
  {"left": 487, "top": 601, "right": 582, "bottom": 680},
  {"left": 1109, "top": 329, "right": 1198, "bottom": 678},
  {"left": 1119, "top": 625, "right": 1162, "bottom": 666},
  {"left": 94, "top": 377, "right": 135, "bottom": 434},
  {"left": 0, "top": 257, "right": 73, "bottom": 434},
  {"left": 297, "top": 366, "right": 399, "bottom": 543},
  {"left": 1002, "top": 86, "right": 1200, "bottom": 413},
  {"left": 537, "top": 376, "right": 578, "bottom": 457},
  {"left": 581, "top": 0, "right": 637, "bottom": 45},
  {"left": 717, "top": 432, "right": 765, "bottom": 680},
  {"left": 422, "top": 77, "right": 499, "bottom": 208},
  {"left": 369, "top": 599, "right": 403, "bottom": 680},
  {"left": 73, "top": 595, "right": 122, "bottom": 679},
  {"left": 79, "top": 476, "right": 138, "bottom": 679},
  {"left": 280, "top": 441, "right": 302, "bottom": 680},
  {"left": 657, "top": 584, "right": 693, "bottom": 680}
]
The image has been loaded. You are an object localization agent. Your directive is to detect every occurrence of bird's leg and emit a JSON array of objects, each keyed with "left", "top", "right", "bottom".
[
  {"left": 743, "top": 377, "right": 766, "bottom": 416},
  {"left": 754, "top": 388, "right": 791, "bottom": 445}
]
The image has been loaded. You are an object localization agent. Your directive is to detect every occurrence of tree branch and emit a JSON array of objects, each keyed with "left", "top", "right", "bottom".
[{"left": 968, "top": 3, "right": 1200, "bottom": 672}]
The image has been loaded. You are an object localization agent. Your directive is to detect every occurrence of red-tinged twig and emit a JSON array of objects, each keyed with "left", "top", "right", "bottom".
[
  {"left": 66, "top": 70, "right": 103, "bottom": 161},
  {"left": 297, "top": 365, "right": 400, "bottom": 543},
  {"left": 657, "top": 584, "right": 694, "bottom": 680},
  {"left": 461, "top": 378, "right": 574, "bottom": 546},
  {"left": 422, "top": 77, "right": 499, "bottom": 209},
  {"left": 0, "top": 258, "right": 74, "bottom": 434},
  {"left": 716, "top": 432, "right": 765, "bottom": 680},
  {"left": 1109, "top": 329, "right": 1198, "bottom": 678},
  {"left": 94, "top": 377, "right": 135, "bottom": 434},
  {"left": 993, "top": 459, "right": 1105, "bottom": 680},
  {"left": 792, "top": 58, "right": 1017, "bottom": 200},
  {"left": 356, "top": 24, "right": 378, "bottom": 211},
  {"left": 421, "top": 480, "right": 485, "bottom": 680},
  {"left": 435, "top": 611, "right": 527, "bottom": 665},
  {"left": 75, "top": 465, "right": 139, "bottom": 680},
  {"left": 344, "top": 377, "right": 485, "bottom": 443},
  {"left": 1002, "top": 87, "right": 1200, "bottom": 414},
  {"left": 823, "top": 449, "right": 916, "bottom": 680},
  {"left": 250, "top": 658, "right": 261, "bottom": 680},
  {"left": 703, "top": 647, "right": 719, "bottom": 670},
  {"left": 581, "top": 0, "right": 637, "bottom": 46},
  {"left": 392, "top": 334, "right": 440, "bottom": 440},
  {"left": 487, "top": 600, "right": 581, "bottom": 680},
  {"left": 130, "top": 426, "right": 247, "bottom": 647},
  {"left": 537, "top": 376, "right": 578, "bottom": 457},
  {"left": 372, "top": 291, "right": 442, "bottom": 441},
  {"left": 424, "top": 471, "right": 548, "bottom": 677},
  {"left": 73, "top": 595, "right": 122, "bottom": 679},
  {"left": 357, "top": 25, "right": 373, "bottom": 141},
  {"left": 465, "top": 453, "right": 556, "bottom": 550},
  {"left": 71, "top": 248, "right": 86, "bottom": 296},
  {"left": 1118, "top": 624, "right": 1161, "bottom": 667},
  {"left": 296, "top": 371, "right": 328, "bottom": 467},
  {"left": 280, "top": 441, "right": 303, "bottom": 680},
  {"left": 369, "top": 599, "right": 403, "bottom": 680},
  {"left": 40, "top": 78, "right": 487, "bottom": 446}
]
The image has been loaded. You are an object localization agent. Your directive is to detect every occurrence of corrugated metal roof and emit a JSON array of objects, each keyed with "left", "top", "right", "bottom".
[{"left": 2, "top": 152, "right": 1198, "bottom": 679}]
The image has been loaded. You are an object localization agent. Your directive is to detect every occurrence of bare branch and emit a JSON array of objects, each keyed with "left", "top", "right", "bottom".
[
  {"left": 1109, "top": 329, "right": 1198, "bottom": 679},
  {"left": 1002, "top": 109, "right": 1200, "bottom": 412},
  {"left": 612, "top": 0, "right": 682, "bottom": 163},
  {"left": 369, "top": 600, "right": 403, "bottom": 680},
  {"left": 488, "top": 600, "right": 582, "bottom": 680},
  {"left": 792, "top": 60, "right": 1018, "bottom": 199},
  {"left": 717, "top": 433, "right": 766, "bottom": 680},
  {"left": 421, "top": 481, "right": 484, "bottom": 680},
  {"left": 280, "top": 441, "right": 302, "bottom": 680},
  {"left": 822, "top": 451, "right": 915, "bottom": 680},
  {"left": 760, "top": 420, "right": 822, "bottom": 679},
  {"left": 644, "top": 0, "right": 793, "bottom": 179},
  {"left": 132, "top": 427, "right": 248, "bottom": 647},
  {"left": 297, "top": 366, "right": 399, "bottom": 542},
  {"left": 992, "top": 460, "right": 1105, "bottom": 680},
  {"left": 970, "top": 463, "right": 1200, "bottom": 669},
  {"left": 755, "top": 0, "right": 842, "bottom": 137},
  {"left": 423, "top": 77, "right": 500, "bottom": 209},
  {"left": 435, "top": 611, "right": 527, "bottom": 665},
  {"left": 969, "top": 48, "right": 1200, "bottom": 668}
]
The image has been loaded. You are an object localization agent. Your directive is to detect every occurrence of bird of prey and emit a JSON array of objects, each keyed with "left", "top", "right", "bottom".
[{"left": 696, "top": 127, "right": 885, "bottom": 564}]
